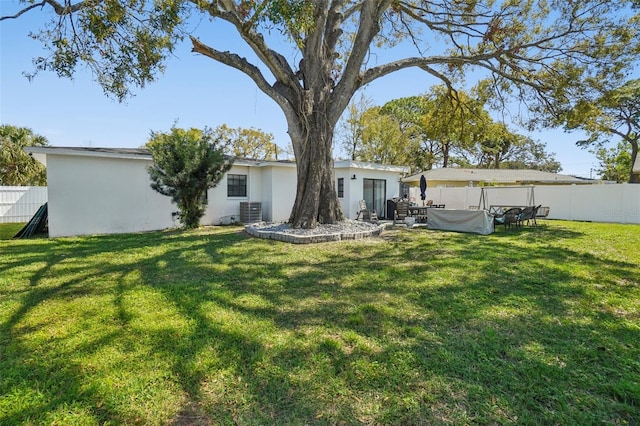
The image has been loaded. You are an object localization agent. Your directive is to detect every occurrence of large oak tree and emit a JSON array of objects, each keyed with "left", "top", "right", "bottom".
[{"left": 3, "top": 1, "right": 639, "bottom": 227}]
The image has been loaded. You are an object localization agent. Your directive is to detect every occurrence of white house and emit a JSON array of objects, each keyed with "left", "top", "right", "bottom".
[{"left": 27, "top": 147, "right": 409, "bottom": 237}]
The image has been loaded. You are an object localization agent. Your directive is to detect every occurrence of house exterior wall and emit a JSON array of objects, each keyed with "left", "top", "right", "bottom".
[
  {"left": 40, "top": 152, "right": 409, "bottom": 237},
  {"left": 46, "top": 154, "right": 175, "bottom": 237},
  {"left": 252, "top": 163, "right": 407, "bottom": 222},
  {"left": 337, "top": 166, "right": 404, "bottom": 220},
  {"left": 260, "top": 167, "right": 274, "bottom": 222},
  {"left": 44, "top": 154, "right": 303, "bottom": 235},
  {"left": 335, "top": 169, "right": 354, "bottom": 218},
  {"left": 46, "top": 157, "right": 281, "bottom": 235},
  {"left": 204, "top": 164, "right": 259, "bottom": 224},
  {"left": 266, "top": 166, "right": 297, "bottom": 222},
  {"left": 202, "top": 163, "right": 297, "bottom": 224}
]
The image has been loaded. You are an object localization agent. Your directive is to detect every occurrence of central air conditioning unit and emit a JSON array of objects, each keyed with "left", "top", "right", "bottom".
[{"left": 239, "top": 202, "right": 262, "bottom": 223}]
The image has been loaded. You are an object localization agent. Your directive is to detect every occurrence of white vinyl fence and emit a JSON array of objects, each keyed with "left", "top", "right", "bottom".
[
  {"left": 410, "top": 183, "right": 640, "bottom": 224},
  {"left": 0, "top": 186, "right": 48, "bottom": 223}
]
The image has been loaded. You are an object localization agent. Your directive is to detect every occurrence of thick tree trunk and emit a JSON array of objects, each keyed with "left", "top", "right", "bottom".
[
  {"left": 629, "top": 142, "right": 639, "bottom": 183},
  {"left": 288, "top": 110, "right": 344, "bottom": 228},
  {"left": 442, "top": 143, "right": 450, "bottom": 168}
]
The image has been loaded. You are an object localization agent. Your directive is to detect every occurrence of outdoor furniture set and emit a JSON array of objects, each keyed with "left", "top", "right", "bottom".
[
  {"left": 356, "top": 199, "right": 549, "bottom": 233},
  {"left": 357, "top": 199, "right": 444, "bottom": 225},
  {"left": 492, "top": 205, "right": 545, "bottom": 230},
  {"left": 394, "top": 201, "right": 445, "bottom": 225}
]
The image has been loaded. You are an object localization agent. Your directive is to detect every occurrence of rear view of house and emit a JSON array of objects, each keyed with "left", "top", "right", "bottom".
[{"left": 27, "top": 147, "right": 408, "bottom": 237}]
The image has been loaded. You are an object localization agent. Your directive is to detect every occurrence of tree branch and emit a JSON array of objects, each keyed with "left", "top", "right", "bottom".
[
  {"left": 330, "top": 0, "right": 394, "bottom": 121},
  {"left": 0, "top": 0, "right": 101, "bottom": 20},
  {"left": 189, "top": 36, "right": 295, "bottom": 117},
  {"left": 0, "top": 1, "right": 47, "bottom": 21},
  {"left": 192, "top": 0, "right": 300, "bottom": 93}
]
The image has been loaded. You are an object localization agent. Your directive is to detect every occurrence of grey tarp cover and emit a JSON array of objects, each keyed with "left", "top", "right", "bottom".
[{"left": 426, "top": 209, "right": 494, "bottom": 235}]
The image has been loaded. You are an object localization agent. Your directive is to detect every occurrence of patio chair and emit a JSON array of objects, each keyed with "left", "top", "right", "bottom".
[
  {"left": 356, "top": 199, "right": 378, "bottom": 221},
  {"left": 517, "top": 205, "right": 539, "bottom": 227},
  {"left": 494, "top": 207, "right": 522, "bottom": 230},
  {"left": 414, "top": 206, "right": 428, "bottom": 223},
  {"left": 394, "top": 200, "right": 410, "bottom": 225},
  {"left": 536, "top": 206, "right": 550, "bottom": 224}
]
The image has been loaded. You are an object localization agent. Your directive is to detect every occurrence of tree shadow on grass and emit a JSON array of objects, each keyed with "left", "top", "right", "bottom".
[
  {"left": 0, "top": 227, "right": 250, "bottom": 424},
  {"left": 179, "top": 226, "right": 639, "bottom": 423},
  {"left": 137, "top": 226, "right": 639, "bottom": 423},
  {"left": 1, "top": 224, "right": 639, "bottom": 424}
]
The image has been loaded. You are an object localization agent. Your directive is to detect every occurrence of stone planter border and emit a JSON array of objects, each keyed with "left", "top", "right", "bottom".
[{"left": 245, "top": 221, "right": 387, "bottom": 244}]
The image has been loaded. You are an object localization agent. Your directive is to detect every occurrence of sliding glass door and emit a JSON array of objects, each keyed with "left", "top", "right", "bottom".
[{"left": 363, "top": 178, "right": 386, "bottom": 218}]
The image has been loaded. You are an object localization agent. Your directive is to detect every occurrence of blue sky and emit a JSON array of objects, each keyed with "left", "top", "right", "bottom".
[{"left": 0, "top": 2, "right": 605, "bottom": 178}]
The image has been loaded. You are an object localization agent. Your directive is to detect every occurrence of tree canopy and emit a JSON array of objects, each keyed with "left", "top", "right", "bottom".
[
  {"left": 0, "top": 125, "right": 48, "bottom": 186},
  {"left": 553, "top": 79, "right": 640, "bottom": 183},
  {"left": 212, "top": 124, "right": 285, "bottom": 161},
  {"left": 338, "top": 87, "right": 560, "bottom": 173},
  {"left": 4, "top": 1, "right": 639, "bottom": 225},
  {"left": 592, "top": 140, "right": 634, "bottom": 182}
]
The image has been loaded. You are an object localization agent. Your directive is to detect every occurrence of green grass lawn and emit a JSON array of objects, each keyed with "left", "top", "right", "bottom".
[
  {"left": 1, "top": 221, "right": 638, "bottom": 425},
  {"left": 0, "top": 223, "right": 25, "bottom": 240}
]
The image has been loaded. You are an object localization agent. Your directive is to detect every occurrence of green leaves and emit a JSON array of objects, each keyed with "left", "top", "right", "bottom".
[
  {"left": 25, "top": 0, "right": 187, "bottom": 101},
  {"left": 339, "top": 85, "right": 560, "bottom": 172},
  {"left": 0, "top": 125, "right": 48, "bottom": 186},
  {"left": 146, "top": 126, "right": 233, "bottom": 229},
  {"left": 557, "top": 78, "right": 640, "bottom": 182},
  {"left": 592, "top": 140, "right": 634, "bottom": 182},
  {"left": 213, "top": 124, "right": 283, "bottom": 160},
  {"left": 264, "top": 0, "right": 315, "bottom": 36}
]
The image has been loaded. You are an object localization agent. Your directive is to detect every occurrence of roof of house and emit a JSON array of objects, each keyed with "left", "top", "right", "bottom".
[
  {"left": 402, "top": 168, "right": 596, "bottom": 185},
  {"left": 25, "top": 146, "right": 409, "bottom": 172},
  {"left": 25, "top": 146, "right": 286, "bottom": 168}
]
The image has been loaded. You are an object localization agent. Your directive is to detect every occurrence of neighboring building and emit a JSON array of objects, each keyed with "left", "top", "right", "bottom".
[
  {"left": 26, "top": 147, "right": 408, "bottom": 237},
  {"left": 633, "top": 154, "right": 640, "bottom": 181},
  {"left": 402, "top": 168, "right": 604, "bottom": 188}
]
